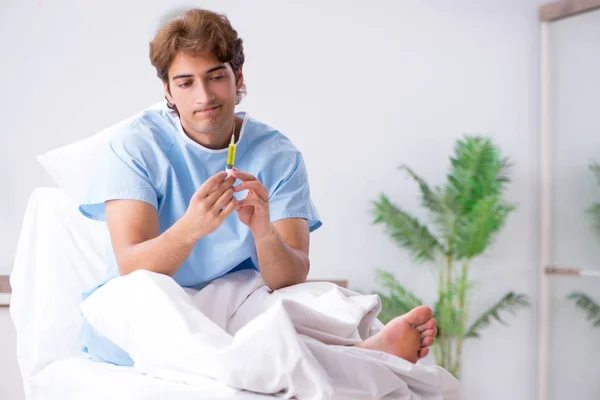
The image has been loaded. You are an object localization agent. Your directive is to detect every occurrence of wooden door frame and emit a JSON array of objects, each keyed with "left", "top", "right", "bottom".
[{"left": 537, "top": 2, "right": 600, "bottom": 399}]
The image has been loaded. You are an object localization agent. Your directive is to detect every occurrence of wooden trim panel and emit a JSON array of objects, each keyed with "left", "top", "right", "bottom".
[
  {"left": 0, "top": 275, "right": 10, "bottom": 294},
  {"left": 540, "top": 0, "right": 600, "bottom": 22},
  {"left": 0, "top": 275, "right": 346, "bottom": 292}
]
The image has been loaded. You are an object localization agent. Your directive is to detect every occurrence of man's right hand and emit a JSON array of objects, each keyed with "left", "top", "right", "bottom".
[
  {"left": 183, "top": 171, "right": 238, "bottom": 241},
  {"left": 105, "top": 171, "right": 237, "bottom": 277}
]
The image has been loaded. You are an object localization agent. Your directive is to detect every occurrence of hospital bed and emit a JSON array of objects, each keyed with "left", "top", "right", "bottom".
[
  {"left": 9, "top": 187, "right": 276, "bottom": 399},
  {"left": 10, "top": 187, "right": 459, "bottom": 399}
]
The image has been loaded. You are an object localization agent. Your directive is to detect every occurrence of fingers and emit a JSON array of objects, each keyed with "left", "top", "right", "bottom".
[
  {"left": 231, "top": 169, "right": 257, "bottom": 182},
  {"left": 218, "top": 197, "right": 237, "bottom": 220},
  {"left": 421, "top": 336, "right": 435, "bottom": 347},
  {"left": 213, "top": 186, "right": 236, "bottom": 211},
  {"left": 236, "top": 196, "right": 267, "bottom": 211},
  {"left": 418, "top": 347, "right": 430, "bottom": 359},
  {"left": 206, "top": 176, "right": 236, "bottom": 205},
  {"left": 234, "top": 180, "right": 269, "bottom": 201},
  {"left": 196, "top": 171, "right": 228, "bottom": 198}
]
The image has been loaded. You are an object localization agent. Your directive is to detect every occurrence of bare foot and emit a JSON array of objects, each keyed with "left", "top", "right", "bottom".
[{"left": 356, "top": 305, "right": 437, "bottom": 363}]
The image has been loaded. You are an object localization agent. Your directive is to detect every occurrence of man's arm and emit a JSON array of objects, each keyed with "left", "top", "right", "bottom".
[
  {"left": 231, "top": 169, "right": 312, "bottom": 290},
  {"left": 254, "top": 218, "right": 310, "bottom": 290},
  {"left": 105, "top": 200, "right": 197, "bottom": 276},
  {"left": 106, "top": 172, "right": 237, "bottom": 276}
]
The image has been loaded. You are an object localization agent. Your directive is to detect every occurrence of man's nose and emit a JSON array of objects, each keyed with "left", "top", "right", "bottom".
[{"left": 194, "top": 81, "right": 216, "bottom": 105}]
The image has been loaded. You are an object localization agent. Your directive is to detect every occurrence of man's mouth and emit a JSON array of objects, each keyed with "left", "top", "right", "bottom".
[{"left": 195, "top": 105, "right": 221, "bottom": 113}]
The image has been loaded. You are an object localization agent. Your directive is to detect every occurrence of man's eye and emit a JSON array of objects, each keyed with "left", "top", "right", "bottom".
[
  {"left": 178, "top": 81, "right": 192, "bottom": 88},
  {"left": 210, "top": 75, "right": 226, "bottom": 81}
]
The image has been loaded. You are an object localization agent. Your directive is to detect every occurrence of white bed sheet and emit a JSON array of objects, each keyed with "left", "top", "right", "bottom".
[{"left": 30, "top": 357, "right": 275, "bottom": 400}]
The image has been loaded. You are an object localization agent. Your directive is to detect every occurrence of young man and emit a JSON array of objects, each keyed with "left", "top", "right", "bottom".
[{"left": 79, "top": 8, "right": 437, "bottom": 368}]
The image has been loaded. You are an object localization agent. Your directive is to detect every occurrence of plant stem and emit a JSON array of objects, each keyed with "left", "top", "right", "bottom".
[
  {"left": 446, "top": 255, "right": 453, "bottom": 298},
  {"left": 453, "top": 259, "right": 470, "bottom": 378},
  {"left": 445, "top": 255, "right": 453, "bottom": 370},
  {"left": 436, "top": 256, "right": 446, "bottom": 368},
  {"left": 433, "top": 341, "right": 441, "bottom": 368}
]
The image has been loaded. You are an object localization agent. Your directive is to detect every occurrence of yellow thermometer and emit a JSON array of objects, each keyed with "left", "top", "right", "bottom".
[{"left": 225, "top": 133, "right": 236, "bottom": 177}]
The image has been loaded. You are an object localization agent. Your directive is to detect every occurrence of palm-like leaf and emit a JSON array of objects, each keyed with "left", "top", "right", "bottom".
[
  {"left": 590, "top": 163, "right": 600, "bottom": 185},
  {"left": 568, "top": 292, "right": 600, "bottom": 327},
  {"left": 454, "top": 196, "right": 516, "bottom": 259},
  {"left": 586, "top": 203, "right": 600, "bottom": 235},
  {"left": 446, "top": 136, "right": 511, "bottom": 217},
  {"left": 399, "top": 165, "right": 454, "bottom": 253},
  {"left": 376, "top": 270, "right": 424, "bottom": 308},
  {"left": 496, "top": 157, "right": 513, "bottom": 187},
  {"left": 399, "top": 165, "right": 444, "bottom": 214},
  {"left": 376, "top": 293, "right": 408, "bottom": 324},
  {"left": 446, "top": 137, "right": 496, "bottom": 212},
  {"left": 375, "top": 270, "right": 423, "bottom": 324},
  {"left": 464, "top": 292, "right": 529, "bottom": 338},
  {"left": 372, "top": 194, "right": 442, "bottom": 262},
  {"left": 586, "top": 163, "right": 600, "bottom": 235},
  {"left": 440, "top": 136, "right": 516, "bottom": 260},
  {"left": 570, "top": 165, "right": 600, "bottom": 328}
]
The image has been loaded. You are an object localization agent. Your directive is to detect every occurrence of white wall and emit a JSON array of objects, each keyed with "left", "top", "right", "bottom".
[
  {"left": 0, "top": 1, "right": 547, "bottom": 399},
  {"left": 548, "top": 8, "right": 600, "bottom": 400}
]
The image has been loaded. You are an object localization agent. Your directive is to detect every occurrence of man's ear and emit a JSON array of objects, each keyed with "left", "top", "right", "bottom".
[
  {"left": 236, "top": 68, "right": 244, "bottom": 91},
  {"left": 164, "top": 81, "right": 174, "bottom": 105}
]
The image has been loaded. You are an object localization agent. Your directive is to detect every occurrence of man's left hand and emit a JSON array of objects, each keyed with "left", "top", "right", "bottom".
[{"left": 231, "top": 169, "right": 272, "bottom": 238}]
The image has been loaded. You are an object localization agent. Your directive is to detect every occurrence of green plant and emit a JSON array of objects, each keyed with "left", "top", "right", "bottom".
[
  {"left": 371, "top": 135, "right": 530, "bottom": 378},
  {"left": 568, "top": 292, "right": 600, "bottom": 326},
  {"left": 567, "top": 163, "right": 600, "bottom": 326}
]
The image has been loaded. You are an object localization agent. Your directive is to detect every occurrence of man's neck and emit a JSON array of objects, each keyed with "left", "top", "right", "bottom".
[{"left": 182, "top": 116, "right": 241, "bottom": 150}]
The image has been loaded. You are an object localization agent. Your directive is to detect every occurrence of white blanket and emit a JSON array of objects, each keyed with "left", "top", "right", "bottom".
[{"left": 81, "top": 269, "right": 460, "bottom": 400}]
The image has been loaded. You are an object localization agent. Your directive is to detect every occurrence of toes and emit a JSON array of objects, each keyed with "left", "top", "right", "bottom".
[
  {"left": 420, "top": 327, "right": 437, "bottom": 338},
  {"left": 420, "top": 327, "right": 437, "bottom": 347},
  {"left": 416, "top": 318, "right": 437, "bottom": 332},
  {"left": 403, "top": 306, "right": 433, "bottom": 327},
  {"left": 418, "top": 347, "right": 430, "bottom": 359}
]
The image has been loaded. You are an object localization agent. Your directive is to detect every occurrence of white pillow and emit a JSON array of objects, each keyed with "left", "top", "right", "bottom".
[
  {"left": 37, "top": 101, "right": 167, "bottom": 205},
  {"left": 10, "top": 187, "right": 111, "bottom": 392}
]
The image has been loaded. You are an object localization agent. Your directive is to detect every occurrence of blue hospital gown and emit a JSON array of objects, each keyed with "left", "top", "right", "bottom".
[{"left": 78, "top": 107, "right": 322, "bottom": 366}]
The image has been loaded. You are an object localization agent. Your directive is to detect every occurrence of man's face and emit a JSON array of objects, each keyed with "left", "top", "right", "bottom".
[{"left": 165, "top": 52, "right": 243, "bottom": 139}]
